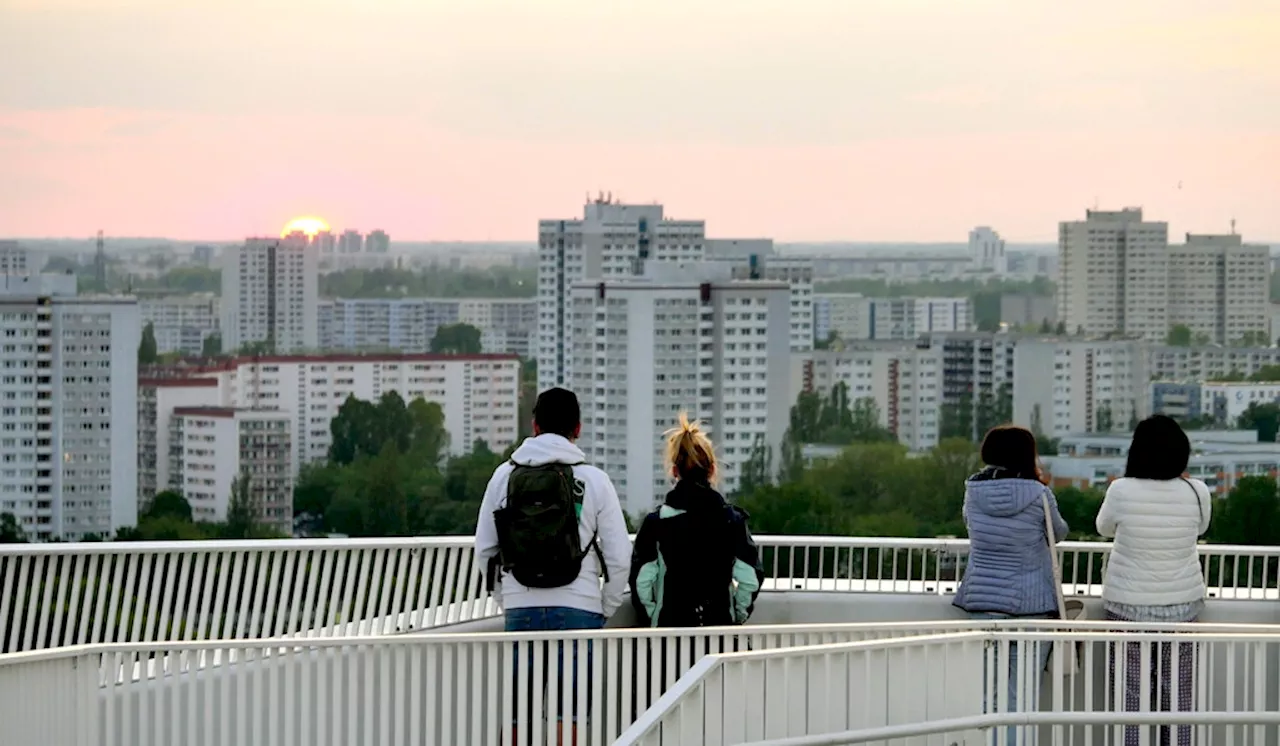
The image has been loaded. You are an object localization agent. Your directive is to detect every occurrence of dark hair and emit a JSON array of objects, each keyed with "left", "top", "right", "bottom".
[
  {"left": 979, "top": 425, "right": 1047, "bottom": 484},
  {"left": 533, "top": 387, "right": 581, "bottom": 439},
  {"left": 1124, "top": 415, "right": 1190, "bottom": 480}
]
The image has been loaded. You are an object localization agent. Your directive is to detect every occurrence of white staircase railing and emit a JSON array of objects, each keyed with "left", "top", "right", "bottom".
[{"left": 615, "top": 629, "right": 1280, "bottom": 746}]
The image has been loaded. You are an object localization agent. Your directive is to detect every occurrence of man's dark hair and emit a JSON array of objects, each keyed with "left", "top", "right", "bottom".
[
  {"left": 533, "top": 387, "right": 581, "bottom": 438},
  {"left": 1125, "top": 415, "right": 1191, "bottom": 480},
  {"left": 979, "top": 425, "right": 1046, "bottom": 484}
]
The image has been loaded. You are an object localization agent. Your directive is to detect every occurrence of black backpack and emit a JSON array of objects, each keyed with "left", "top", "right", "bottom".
[{"left": 491, "top": 461, "right": 608, "bottom": 589}]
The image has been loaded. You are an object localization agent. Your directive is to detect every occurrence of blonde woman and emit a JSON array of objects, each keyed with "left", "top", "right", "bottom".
[{"left": 629, "top": 413, "right": 765, "bottom": 627}]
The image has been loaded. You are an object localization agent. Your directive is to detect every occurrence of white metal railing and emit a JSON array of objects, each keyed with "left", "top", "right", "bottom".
[
  {"left": 0, "top": 537, "right": 488, "bottom": 655},
  {"left": 6, "top": 535, "right": 1280, "bottom": 653},
  {"left": 6, "top": 621, "right": 1280, "bottom": 746},
  {"left": 741, "top": 712, "right": 1280, "bottom": 746},
  {"left": 615, "top": 629, "right": 1280, "bottom": 746}
]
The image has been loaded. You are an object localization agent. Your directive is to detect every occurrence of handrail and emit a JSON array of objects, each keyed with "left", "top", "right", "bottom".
[{"left": 742, "top": 711, "right": 1280, "bottom": 746}]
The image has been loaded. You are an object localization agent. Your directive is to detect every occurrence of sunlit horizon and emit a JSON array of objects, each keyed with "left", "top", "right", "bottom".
[{"left": 280, "top": 216, "right": 331, "bottom": 239}]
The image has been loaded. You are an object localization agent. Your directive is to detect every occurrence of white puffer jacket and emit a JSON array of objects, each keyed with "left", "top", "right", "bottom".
[{"left": 1096, "top": 477, "right": 1211, "bottom": 607}]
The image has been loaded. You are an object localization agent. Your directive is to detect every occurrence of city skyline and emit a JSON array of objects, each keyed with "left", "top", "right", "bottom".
[{"left": 2, "top": 0, "right": 1279, "bottom": 242}]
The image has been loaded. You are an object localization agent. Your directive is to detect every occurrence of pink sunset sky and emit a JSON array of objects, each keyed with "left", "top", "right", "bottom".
[{"left": 2, "top": 0, "right": 1278, "bottom": 243}]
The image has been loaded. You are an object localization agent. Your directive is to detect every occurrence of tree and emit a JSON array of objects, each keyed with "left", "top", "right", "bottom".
[
  {"left": 0, "top": 512, "right": 25, "bottom": 543},
  {"left": 1053, "top": 486, "right": 1105, "bottom": 539},
  {"left": 1054, "top": 320, "right": 1067, "bottom": 335},
  {"left": 138, "top": 322, "right": 159, "bottom": 364},
  {"left": 223, "top": 472, "right": 260, "bottom": 539},
  {"left": 1248, "top": 365, "right": 1280, "bottom": 383},
  {"left": 144, "top": 490, "right": 192, "bottom": 523},
  {"left": 1039, "top": 318, "right": 1052, "bottom": 334},
  {"left": 201, "top": 332, "right": 222, "bottom": 358},
  {"left": 1210, "top": 476, "right": 1280, "bottom": 546},
  {"left": 429, "top": 323, "right": 484, "bottom": 355},
  {"left": 1166, "top": 324, "right": 1193, "bottom": 346},
  {"left": 738, "top": 434, "right": 774, "bottom": 495},
  {"left": 940, "top": 391, "right": 975, "bottom": 441},
  {"left": 1238, "top": 402, "right": 1280, "bottom": 443},
  {"left": 1236, "top": 330, "right": 1269, "bottom": 348},
  {"left": 1095, "top": 403, "right": 1114, "bottom": 433}
]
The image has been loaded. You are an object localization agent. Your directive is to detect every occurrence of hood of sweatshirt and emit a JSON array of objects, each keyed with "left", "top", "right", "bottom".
[
  {"left": 964, "top": 476, "right": 1047, "bottom": 518},
  {"left": 663, "top": 480, "right": 727, "bottom": 514},
  {"left": 508, "top": 433, "right": 586, "bottom": 467}
]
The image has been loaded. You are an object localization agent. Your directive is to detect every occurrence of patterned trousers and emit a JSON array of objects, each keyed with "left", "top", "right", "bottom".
[{"left": 1105, "top": 610, "right": 1195, "bottom": 746}]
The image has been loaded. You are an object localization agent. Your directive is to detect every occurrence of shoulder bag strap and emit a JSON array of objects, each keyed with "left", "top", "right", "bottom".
[
  {"left": 1041, "top": 491, "right": 1068, "bottom": 620},
  {"left": 1181, "top": 477, "right": 1206, "bottom": 536}
]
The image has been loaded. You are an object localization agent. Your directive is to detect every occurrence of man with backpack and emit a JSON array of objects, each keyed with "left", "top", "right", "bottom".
[{"left": 475, "top": 386, "right": 631, "bottom": 630}]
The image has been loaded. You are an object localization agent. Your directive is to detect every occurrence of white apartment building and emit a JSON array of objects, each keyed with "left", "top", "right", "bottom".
[
  {"left": 914, "top": 298, "right": 971, "bottom": 335},
  {"left": 0, "top": 288, "right": 139, "bottom": 541},
  {"left": 538, "top": 199, "right": 707, "bottom": 392},
  {"left": 221, "top": 237, "right": 318, "bottom": 354},
  {"left": 1147, "top": 344, "right": 1280, "bottom": 381},
  {"left": 365, "top": 230, "right": 390, "bottom": 254},
  {"left": 1013, "top": 339, "right": 1149, "bottom": 437},
  {"left": 1058, "top": 208, "right": 1170, "bottom": 341},
  {"left": 338, "top": 230, "right": 363, "bottom": 254},
  {"left": 812, "top": 295, "right": 971, "bottom": 342},
  {"left": 138, "top": 353, "right": 519, "bottom": 495},
  {"left": 138, "top": 294, "right": 220, "bottom": 355},
  {"left": 705, "top": 240, "right": 814, "bottom": 353},
  {"left": 168, "top": 406, "right": 292, "bottom": 532},
  {"left": 1199, "top": 382, "right": 1280, "bottom": 423},
  {"left": 803, "top": 346, "right": 942, "bottom": 451},
  {"left": 0, "top": 241, "right": 32, "bottom": 275},
  {"left": 1167, "top": 234, "right": 1269, "bottom": 345},
  {"left": 969, "top": 227, "right": 1007, "bottom": 275},
  {"left": 321, "top": 297, "right": 536, "bottom": 357},
  {"left": 568, "top": 262, "right": 791, "bottom": 513}
]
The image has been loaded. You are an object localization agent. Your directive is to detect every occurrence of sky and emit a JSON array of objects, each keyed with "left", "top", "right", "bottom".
[{"left": 2, "top": 0, "right": 1278, "bottom": 243}]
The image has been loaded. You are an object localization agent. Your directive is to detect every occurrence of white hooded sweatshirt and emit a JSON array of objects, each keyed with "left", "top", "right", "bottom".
[{"left": 474, "top": 434, "right": 632, "bottom": 618}]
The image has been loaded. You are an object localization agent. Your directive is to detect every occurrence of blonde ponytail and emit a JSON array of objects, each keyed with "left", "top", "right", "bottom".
[{"left": 664, "top": 412, "right": 717, "bottom": 483}]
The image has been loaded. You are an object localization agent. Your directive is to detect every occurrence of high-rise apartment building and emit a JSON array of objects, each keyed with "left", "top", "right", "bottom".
[
  {"left": 320, "top": 298, "right": 536, "bottom": 357},
  {"left": 137, "top": 294, "right": 220, "bottom": 355},
  {"left": 813, "top": 295, "right": 971, "bottom": 342},
  {"left": 1059, "top": 209, "right": 1269, "bottom": 345},
  {"left": 568, "top": 262, "right": 791, "bottom": 513},
  {"left": 365, "top": 230, "right": 391, "bottom": 254},
  {"left": 538, "top": 199, "right": 706, "bottom": 391},
  {"left": 1058, "top": 208, "right": 1170, "bottom": 341},
  {"left": 1167, "top": 234, "right": 1269, "bottom": 345},
  {"left": 1013, "top": 338, "right": 1149, "bottom": 436},
  {"left": 0, "top": 241, "right": 32, "bottom": 275},
  {"left": 0, "top": 282, "right": 138, "bottom": 541},
  {"left": 168, "top": 407, "right": 293, "bottom": 532},
  {"left": 1147, "top": 344, "right": 1280, "bottom": 381},
  {"left": 221, "top": 236, "right": 318, "bottom": 354},
  {"left": 705, "top": 239, "right": 815, "bottom": 353},
  {"left": 969, "top": 227, "right": 1007, "bottom": 275},
  {"left": 338, "top": 230, "right": 363, "bottom": 254}
]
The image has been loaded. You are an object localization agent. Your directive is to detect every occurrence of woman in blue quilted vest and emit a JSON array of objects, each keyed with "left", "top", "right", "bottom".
[{"left": 954, "top": 424, "right": 1069, "bottom": 746}]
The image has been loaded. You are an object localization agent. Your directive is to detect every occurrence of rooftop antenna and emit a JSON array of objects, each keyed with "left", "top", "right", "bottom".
[
  {"left": 1231, "top": 218, "right": 1237, "bottom": 235},
  {"left": 94, "top": 230, "right": 107, "bottom": 292}
]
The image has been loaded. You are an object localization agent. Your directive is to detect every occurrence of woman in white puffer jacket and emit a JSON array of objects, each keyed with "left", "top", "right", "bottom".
[{"left": 1097, "top": 414, "right": 1211, "bottom": 746}]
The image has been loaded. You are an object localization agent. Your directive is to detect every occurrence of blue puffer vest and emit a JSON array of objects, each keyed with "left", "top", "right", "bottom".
[{"left": 953, "top": 472, "right": 1064, "bottom": 617}]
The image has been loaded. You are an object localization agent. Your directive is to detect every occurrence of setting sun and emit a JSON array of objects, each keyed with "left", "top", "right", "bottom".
[{"left": 280, "top": 216, "right": 330, "bottom": 238}]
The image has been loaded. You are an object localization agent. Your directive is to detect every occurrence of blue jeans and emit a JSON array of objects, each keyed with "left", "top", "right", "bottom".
[
  {"left": 972, "top": 612, "right": 1053, "bottom": 746},
  {"left": 506, "top": 607, "right": 605, "bottom": 725}
]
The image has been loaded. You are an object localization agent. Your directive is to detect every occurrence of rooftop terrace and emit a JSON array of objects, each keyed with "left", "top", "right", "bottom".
[{"left": 4, "top": 536, "right": 1280, "bottom": 745}]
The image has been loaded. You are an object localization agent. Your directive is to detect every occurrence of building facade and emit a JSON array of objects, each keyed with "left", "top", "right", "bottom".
[
  {"left": 1167, "top": 234, "right": 1269, "bottom": 345},
  {"left": 221, "top": 237, "right": 319, "bottom": 354},
  {"left": 803, "top": 345, "right": 942, "bottom": 451},
  {"left": 321, "top": 297, "right": 537, "bottom": 358},
  {"left": 969, "top": 227, "right": 1007, "bottom": 275},
  {"left": 1058, "top": 208, "right": 1170, "bottom": 341},
  {"left": 0, "top": 290, "right": 139, "bottom": 541},
  {"left": 138, "top": 294, "right": 220, "bottom": 355},
  {"left": 1013, "top": 338, "right": 1149, "bottom": 437},
  {"left": 568, "top": 263, "right": 791, "bottom": 513},
  {"left": 168, "top": 407, "right": 293, "bottom": 532},
  {"left": 138, "top": 353, "right": 519, "bottom": 497},
  {"left": 0, "top": 241, "right": 31, "bottom": 275},
  {"left": 812, "top": 295, "right": 971, "bottom": 342},
  {"left": 538, "top": 200, "right": 708, "bottom": 392}
]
